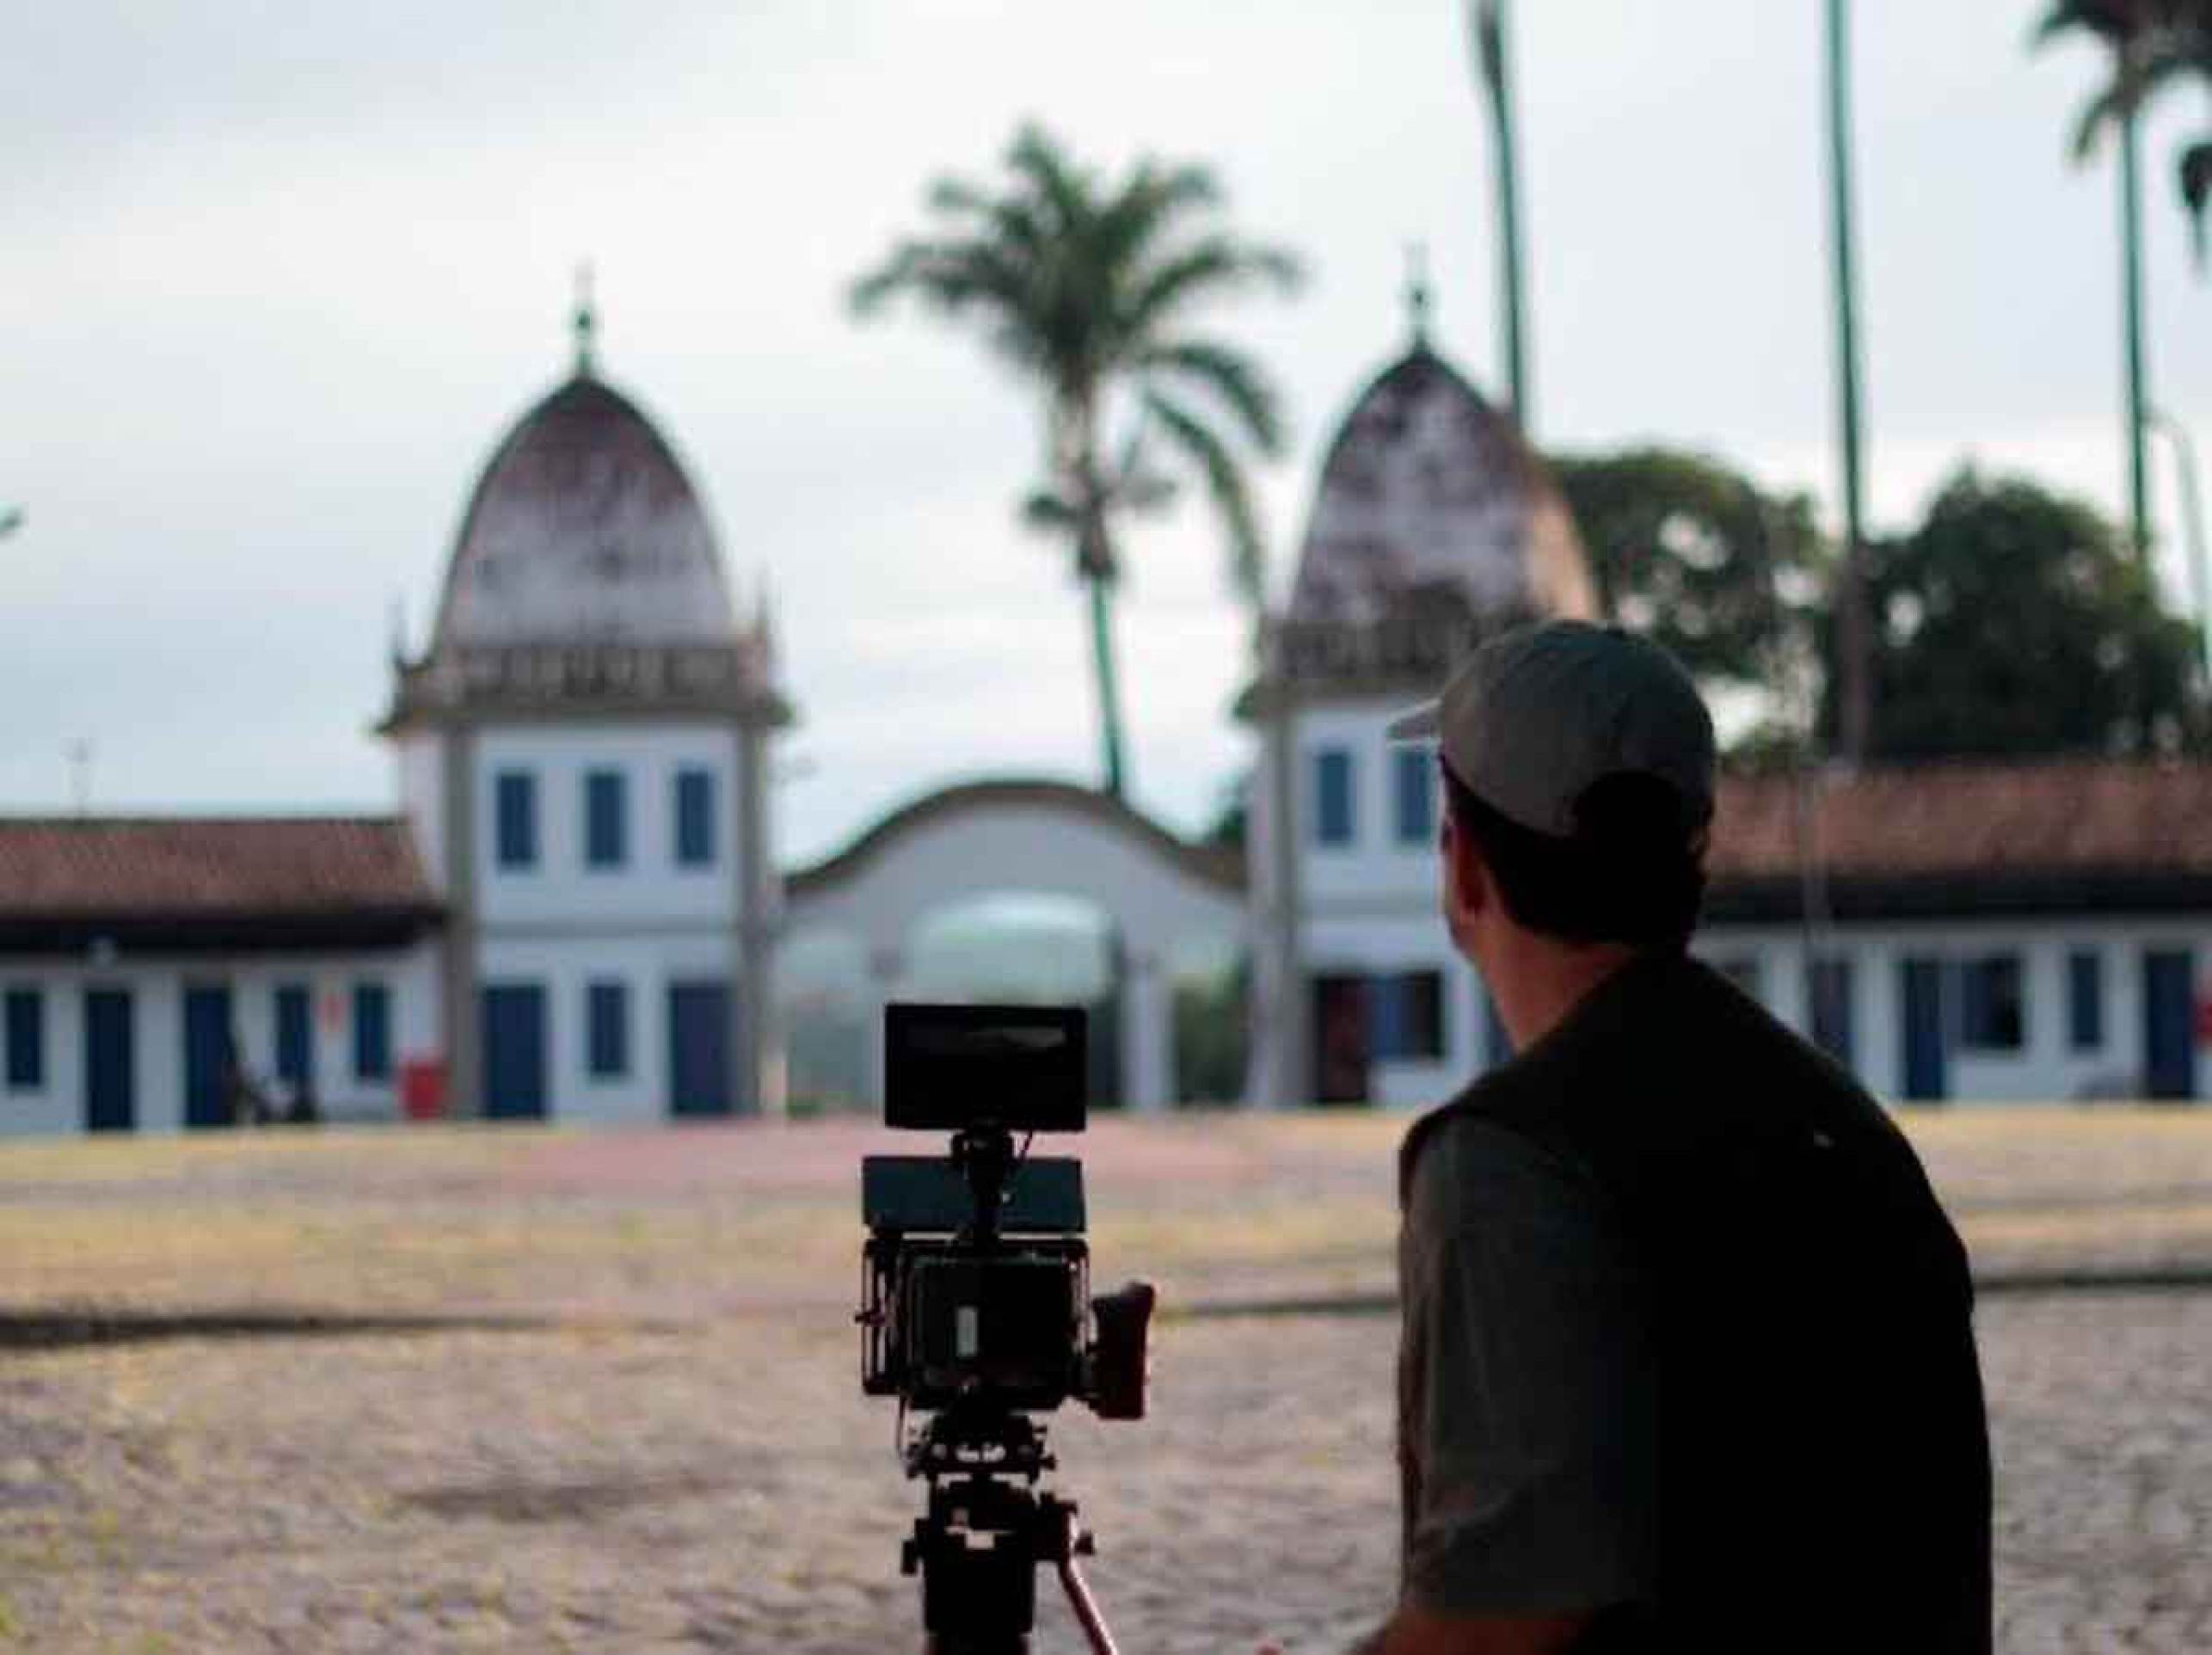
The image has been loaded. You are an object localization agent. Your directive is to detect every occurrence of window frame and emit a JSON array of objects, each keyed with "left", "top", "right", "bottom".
[
  {"left": 583, "top": 768, "right": 628, "bottom": 871},
  {"left": 586, "top": 979, "right": 630, "bottom": 1080},
  {"left": 2067, "top": 947, "right": 2104, "bottom": 1053},
  {"left": 3, "top": 987, "right": 45, "bottom": 1092},
  {"left": 352, "top": 981, "right": 392, "bottom": 1083},
  {"left": 1312, "top": 747, "right": 1356, "bottom": 848},
  {"left": 675, "top": 766, "right": 716, "bottom": 869},
  {"left": 494, "top": 769, "right": 538, "bottom": 871},
  {"left": 1957, "top": 953, "right": 2027, "bottom": 1055},
  {"left": 1392, "top": 748, "right": 1435, "bottom": 846},
  {"left": 273, "top": 981, "right": 313, "bottom": 1092}
]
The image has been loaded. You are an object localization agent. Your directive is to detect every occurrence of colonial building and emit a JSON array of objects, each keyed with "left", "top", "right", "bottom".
[
  {"left": 2, "top": 292, "right": 2206, "bottom": 1133},
  {"left": 1, "top": 301, "right": 788, "bottom": 1134},
  {"left": 1234, "top": 297, "right": 2212, "bottom": 1111},
  {"left": 1239, "top": 297, "right": 1599, "bottom": 1111},
  {"left": 379, "top": 305, "right": 789, "bottom": 1122}
]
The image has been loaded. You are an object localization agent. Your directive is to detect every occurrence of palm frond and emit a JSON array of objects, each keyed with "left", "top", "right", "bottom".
[
  {"left": 847, "top": 239, "right": 1031, "bottom": 321},
  {"left": 2184, "top": 138, "right": 2212, "bottom": 268},
  {"left": 1120, "top": 238, "right": 1304, "bottom": 341},
  {"left": 1143, "top": 389, "right": 1267, "bottom": 606},
  {"left": 1138, "top": 340, "right": 1287, "bottom": 454},
  {"left": 1006, "top": 123, "right": 1095, "bottom": 243},
  {"left": 1021, "top": 487, "right": 1082, "bottom": 537}
]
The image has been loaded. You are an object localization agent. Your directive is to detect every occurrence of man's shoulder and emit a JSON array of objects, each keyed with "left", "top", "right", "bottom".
[{"left": 1398, "top": 1062, "right": 1570, "bottom": 1213}]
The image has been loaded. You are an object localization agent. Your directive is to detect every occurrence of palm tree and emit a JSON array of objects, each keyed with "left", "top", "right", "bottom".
[
  {"left": 2037, "top": 1, "right": 2212, "bottom": 558},
  {"left": 850, "top": 124, "right": 1301, "bottom": 802},
  {"left": 2041, "top": 3, "right": 2212, "bottom": 255}
]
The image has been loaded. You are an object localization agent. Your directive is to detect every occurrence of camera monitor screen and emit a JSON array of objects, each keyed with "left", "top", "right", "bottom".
[{"left": 884, "top": 1003, "right": 1087, "bottom": 1132}]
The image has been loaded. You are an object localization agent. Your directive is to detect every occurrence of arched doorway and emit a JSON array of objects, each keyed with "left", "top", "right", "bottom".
[{"left": 783, "top": 779, "right": 1246, "bottom": 1111}]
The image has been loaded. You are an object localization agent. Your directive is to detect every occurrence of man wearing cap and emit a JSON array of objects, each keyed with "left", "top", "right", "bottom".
[{"left": 1332, "top": 621, "right": 1990, "bottom": 1654}]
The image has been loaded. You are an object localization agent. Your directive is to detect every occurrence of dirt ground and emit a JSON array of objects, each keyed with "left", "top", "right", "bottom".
[{"left": 2, "top": 1110, "right": 2209, "bottom": 1652}]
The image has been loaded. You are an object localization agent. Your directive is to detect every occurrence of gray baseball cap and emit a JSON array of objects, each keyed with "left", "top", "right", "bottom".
[{"left": 1387, "top": 619, "right": 1716, "bottom": 838}]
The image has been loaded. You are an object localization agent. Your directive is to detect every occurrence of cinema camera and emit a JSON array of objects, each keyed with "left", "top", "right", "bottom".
[{"left": 858, "top": 1003, "right": 1156, "bottom": 1655}]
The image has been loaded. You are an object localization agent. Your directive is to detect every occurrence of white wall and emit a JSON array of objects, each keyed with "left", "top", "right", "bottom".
[
  {"left": 1289, "top": 699, "right": 1442, "bottom": 912},
  {"left": 1304, "top": 911, "right": 1487, "bottom": 1110},
  {"left": 1698, "top": 918, "right": 2212, "bottom": 1103},
  {"left": 0, "top": 944, "right": 437, "bottom": 1137},
  {"left": 474, "top": 723, "right": 741, "bottom": 930},
  {"left": 396, "top": 731, "right": 448, "bottom": 892},
  {"left": 476, "top": 932, "right": 739, "bottom": 1126}
]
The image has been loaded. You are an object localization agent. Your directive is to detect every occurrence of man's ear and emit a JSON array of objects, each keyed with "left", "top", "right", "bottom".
[{"left": 1441, "top": 810, "right": 1485, "bottom": 935}]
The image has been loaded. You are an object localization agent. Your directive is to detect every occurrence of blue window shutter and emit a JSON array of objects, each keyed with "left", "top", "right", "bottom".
[
  {"left": 273, "top": 984, "right": 312, "bottom": 1089},
  {"left": 587, "top": 981, "right": 629, "bottom": 1078},
  {"left": 585, "top": 771, "right": 627, "bottom": 869},
  {"left": 495, "top": 771, "right": 538, "bottom": 869},
  {"left": 3, "top": 989, "right": 43, "bottom": 1090},
  {"left": 676, "top": 768, "right": 716, "bottom": 867},
  {"left": 353, "top": 983, "right": 391, "bottom": 1081},
  {"left": 1314, "top": 749, "right": 1355, "bottom": 846},
  {"left": 2068, "top": 949, "right": 2104, "bottom": 1051},
  {"left": 1368, "top": 975, "right": 1408, "bottom": 1061},
  {"left": 1392, "top": 749, "right": 1435, "bottom": 845}
]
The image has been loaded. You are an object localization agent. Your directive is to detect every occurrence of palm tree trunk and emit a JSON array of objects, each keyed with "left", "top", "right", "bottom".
[
  {"left": 2121, "top": 104, "right": 2153, "bottom": 562},
  {"left": 1472, "top": 0, "right": 1532, "bottom": 429},
  {"left": 1826, "top": 0, "right": 1874, "bottom": 764},
  {"left": 1086, "top": 571, "right": 1129, "bottom": 801}
]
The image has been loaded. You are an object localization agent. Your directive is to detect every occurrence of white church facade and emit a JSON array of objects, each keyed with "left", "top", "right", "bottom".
[{"left": 3, "top": 299, "right": 2209, "bottom": 1135}]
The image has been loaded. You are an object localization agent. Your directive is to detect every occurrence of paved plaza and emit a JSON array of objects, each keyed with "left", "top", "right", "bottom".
[{"left": 1, "top": 1111, "right": 2209, "bottom": 1652}]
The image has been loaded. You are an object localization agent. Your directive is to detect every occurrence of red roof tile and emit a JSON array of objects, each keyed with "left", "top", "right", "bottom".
[
  {"left": 1711, "top": 760, "right": 2212, "bottom": 882},
  {"left": 0, "top": 817, "right": 437, "bottom": 920}
]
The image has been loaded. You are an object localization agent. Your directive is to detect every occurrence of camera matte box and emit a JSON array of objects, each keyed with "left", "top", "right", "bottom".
[{"left": 883, "top": 1003, "right": 1087, "bottom": 1132}]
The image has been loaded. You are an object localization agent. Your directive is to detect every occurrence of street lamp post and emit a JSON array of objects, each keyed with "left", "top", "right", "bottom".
[{"left": 2149, "top": 411, "right": 2211, "bottom": 679}]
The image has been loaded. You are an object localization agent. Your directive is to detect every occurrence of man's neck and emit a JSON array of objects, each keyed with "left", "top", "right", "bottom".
[{"left": 1485, "top": 932, "right": 1644, "bottom": 1054}]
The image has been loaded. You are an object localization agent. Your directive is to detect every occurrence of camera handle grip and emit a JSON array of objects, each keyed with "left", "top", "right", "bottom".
[{"left": 1086, "top": 1281, "right": 1158, "bottom": 1422}]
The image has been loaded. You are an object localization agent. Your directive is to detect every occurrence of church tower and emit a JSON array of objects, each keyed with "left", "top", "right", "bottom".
[
  {"left": 382, "top": 286, "right": 790, "bottom": 1121},
  {"left": 1241, "top": 274, "right": 1597, "bottom": 1108}
]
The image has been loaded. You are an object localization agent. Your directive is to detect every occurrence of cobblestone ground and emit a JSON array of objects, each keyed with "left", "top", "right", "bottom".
[{"left": 0, "top": 1111, "right": 2209, "bottom": 1652}]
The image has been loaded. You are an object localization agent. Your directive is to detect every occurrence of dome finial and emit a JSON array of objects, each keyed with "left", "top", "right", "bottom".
[
  {"left": 1404, "top": 242, "right": 1432, "bottom": 348},
  {"left": 572, "top": 261, "right": 598, "bottom": 377}
]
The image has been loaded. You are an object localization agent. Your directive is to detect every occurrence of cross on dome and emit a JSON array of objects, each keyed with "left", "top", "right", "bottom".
[{"left": 572, "top": 261, "right": 598, "bottom": 377}]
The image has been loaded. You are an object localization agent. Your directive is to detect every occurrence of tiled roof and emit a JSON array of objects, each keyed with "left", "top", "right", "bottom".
[
  {"left": 1705, "top": 760, "right": 2212, "bottom": 920},
  {"left": 0, "top": 817, "right": 439, "bottom": 949}
]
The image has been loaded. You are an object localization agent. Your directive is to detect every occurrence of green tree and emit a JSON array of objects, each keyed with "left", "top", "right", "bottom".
[
  {"left": 1551, "top": 448, "right": 1828, "bottom": 711},
  {"left": 2039, "top": 1, "right": 2212, "bottom": 263},
  {"left": 850, "top": 125, "right": 1301, "bottom": 801},
  {"left": 1830, "top": 470, "right": 2205, "bottom": 760}
]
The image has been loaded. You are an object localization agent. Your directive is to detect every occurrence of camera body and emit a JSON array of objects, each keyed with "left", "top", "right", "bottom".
[{"left": 859, "top": 1003, "right": 1148, "bottom": 1424}]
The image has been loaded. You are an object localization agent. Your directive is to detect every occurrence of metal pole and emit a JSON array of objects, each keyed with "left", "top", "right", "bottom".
[
  {"left": 1471, "top": 0, "right": 1532, "bottom": 431},
  {"left": 1825, "top": 0, "right": 1873, "bottom": 765},
  {"left": 2121, "top": 108, "right": 2154, "bottom": 562},
  {"left": 2149, "top": 411, "right": 2211, "bottom": 680}
]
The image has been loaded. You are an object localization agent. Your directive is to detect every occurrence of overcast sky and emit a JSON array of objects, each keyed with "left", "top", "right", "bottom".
[{"left": 2, "top": 1, "right": 2207, "bottom": 863}]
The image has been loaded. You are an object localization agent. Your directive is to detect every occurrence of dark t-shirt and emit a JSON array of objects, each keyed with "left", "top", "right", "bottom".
[{"left": 1397, "top": 952, "right": 1992, "bottom": 1652}]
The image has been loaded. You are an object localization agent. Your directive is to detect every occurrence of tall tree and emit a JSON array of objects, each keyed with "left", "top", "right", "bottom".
[
  {"left": 1552, "top": 448, "right": 1828, "bottom": 729},
  {"left": 2040, "top": 2, "right": 2212, "bottom": 263},
  {"left": 1468, "top": 0, "right": 1532, "bottom": 429},
  {"left": 850, "top": 125, "right": 1301, "bottom": 801},
  {"left": 1826, "top": 0, "right": 1875, "bottom": 762},
  {"left": 1829, "top": 470, "right": 2205, "bottom": 760},
  {"left": 2035, "top": 1, "right": 2212, "bottom": 560}
]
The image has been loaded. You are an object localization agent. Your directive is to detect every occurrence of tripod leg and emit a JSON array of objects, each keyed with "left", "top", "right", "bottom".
[{"left": 1055, "top": 1553, "right": 1120, "bottom": 1655}]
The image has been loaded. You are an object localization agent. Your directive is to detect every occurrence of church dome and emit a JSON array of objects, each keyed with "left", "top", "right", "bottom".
[
  {"left": 431, "top": 372, "right": 734, "bottom": 652},
  {"left": 1287, "top": 342, "right": 1596, "bottom": 629}
]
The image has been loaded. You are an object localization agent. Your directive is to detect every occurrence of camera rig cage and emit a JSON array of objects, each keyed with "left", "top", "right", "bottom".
[{"left": 857, "top": 1004, "right": 1151, "bottom": 1655}]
